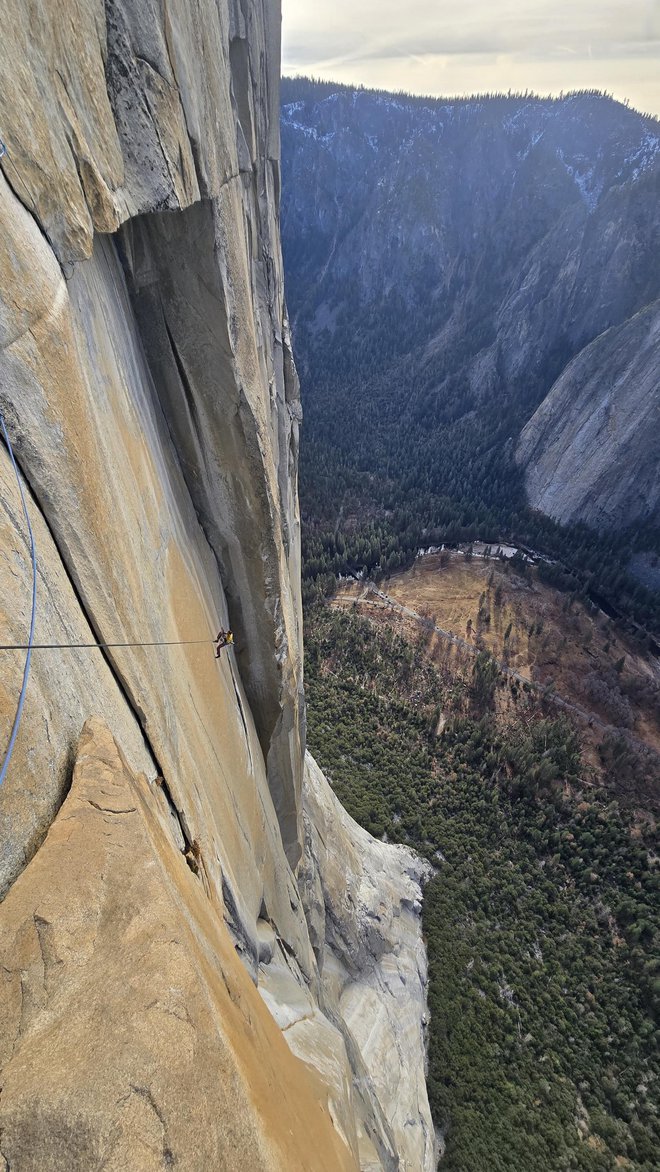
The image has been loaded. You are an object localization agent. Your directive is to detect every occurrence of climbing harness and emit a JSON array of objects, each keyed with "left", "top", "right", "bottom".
[
  {"left": 214, "top": 628, "right": 234, "bottom": 657},
  {"left": 0, "top": 412, "right": 37, "bottom": 787}
]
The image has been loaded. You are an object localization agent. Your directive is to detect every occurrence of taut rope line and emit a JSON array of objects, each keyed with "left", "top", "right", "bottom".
[
  {"left": 0, "top": 417, "right": 233, "bottom": 785},
  {"left": 0, "top": 639, "right": 217, "bottom": 651}
]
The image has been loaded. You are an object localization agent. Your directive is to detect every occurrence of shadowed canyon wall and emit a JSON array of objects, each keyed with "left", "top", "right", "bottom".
[{"left": 0, "top": 3, "right": 434, "bottom": 1169}]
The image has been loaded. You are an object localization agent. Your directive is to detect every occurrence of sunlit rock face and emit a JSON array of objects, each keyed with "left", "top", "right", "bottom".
[
  {"left": 0, "top": 719, "right": 354, "bottom": 1172},
  {"left": 0, "top": 2, "right": 434, "bottom": 1168}
]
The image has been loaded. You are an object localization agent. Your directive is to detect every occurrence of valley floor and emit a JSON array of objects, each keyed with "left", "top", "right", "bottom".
[
  {"left": 333, "top": 551, "right": 660, "bottom": 809},
  {"left": 304, "top": 558, "right": 659, "bottom": 1172}
]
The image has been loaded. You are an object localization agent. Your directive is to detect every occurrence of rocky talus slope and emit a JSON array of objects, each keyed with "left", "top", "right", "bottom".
[{"left": 0, "top": 4, "right": 434, "bottom": 1169}]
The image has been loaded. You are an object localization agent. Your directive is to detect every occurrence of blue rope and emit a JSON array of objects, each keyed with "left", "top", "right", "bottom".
[{"left": 0, "top": 413, "right": 36, "bottom": 786}]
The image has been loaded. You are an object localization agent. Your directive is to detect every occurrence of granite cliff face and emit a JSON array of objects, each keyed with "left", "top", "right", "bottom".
[
  {"left": 0, "top": 5, "right": 434, "bottom": 1169},
  {"left": 280, "top": 80, "right": 660, "bottom": 535},
  {"left": 516, "top": 301, "right": 660, "bottom": 530}
]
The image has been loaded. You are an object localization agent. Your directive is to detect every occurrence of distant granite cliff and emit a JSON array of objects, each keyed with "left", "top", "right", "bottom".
[
  {"left": 0, "top": 6, "right": 434, "bottom": 1170},
  {"left": 517, "top": 301, "right": 660, "bottom": 530},
  {"left": 280, "top": 79, "right": 660, "bottom": 535}
]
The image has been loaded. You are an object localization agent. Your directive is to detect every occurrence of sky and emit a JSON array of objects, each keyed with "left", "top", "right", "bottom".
[{"left": 282, "top": 0, "right": 660, "bottom": 117}]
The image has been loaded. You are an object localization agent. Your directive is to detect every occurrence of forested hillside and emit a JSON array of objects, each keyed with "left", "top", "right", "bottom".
[
  {"left": 280, "top": 78, "right": 660, "bottom": 635},
  {"left": 305, "top": 590, "right": 659, "bottom": 1172},
  {"left": 282, "top": 77, "right": 660, "bottom": 1172}
]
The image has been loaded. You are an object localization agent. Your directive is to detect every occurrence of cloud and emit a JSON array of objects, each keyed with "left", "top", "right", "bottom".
[{"left": 282, "top": 0, "right": 660, "bottom": 112}]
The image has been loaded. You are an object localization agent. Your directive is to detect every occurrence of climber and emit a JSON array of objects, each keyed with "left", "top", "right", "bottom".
[{"left": 214, "top": 628, "right": 234, "bottom": 657}]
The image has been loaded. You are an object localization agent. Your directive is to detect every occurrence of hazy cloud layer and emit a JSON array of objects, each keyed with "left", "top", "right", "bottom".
[{"left": 282, "top": 0, "right": 660, "bottom": 114}]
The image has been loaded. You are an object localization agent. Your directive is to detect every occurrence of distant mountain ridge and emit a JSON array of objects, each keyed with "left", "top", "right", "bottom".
[{"left": 280, "top": 77, "right": 660, "bottom": 535}]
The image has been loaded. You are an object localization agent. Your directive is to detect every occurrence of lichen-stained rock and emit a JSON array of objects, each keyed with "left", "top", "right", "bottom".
[
  {"left": 516, "top": 301, "right": 660, "bottom": 530},
  {"left": 0, "top": 719, "right": 356, "bottom": 1172},
  {"left": 300, "top": 755, "right": 437, "bottom": 1172}
]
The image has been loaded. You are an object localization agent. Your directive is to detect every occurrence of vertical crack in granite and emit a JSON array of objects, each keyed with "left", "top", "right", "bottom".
[{"left": 116, "top": 203, "right": 304, "bottom": 865}]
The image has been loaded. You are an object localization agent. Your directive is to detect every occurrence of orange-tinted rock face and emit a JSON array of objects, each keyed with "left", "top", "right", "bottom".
[{"left": 0, "top": 718, "right": 355, "bottom": 1172}]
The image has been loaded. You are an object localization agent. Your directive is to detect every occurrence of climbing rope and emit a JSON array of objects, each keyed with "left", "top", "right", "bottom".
[
  {"left": 0, "top": 412, "right": 37, "bottom": 787},
  {"left": 0, "top": 412, "right": 234, "bottom": 784},
  {"left": 0, "top": 638, "right": 217, "bottom": 651}
]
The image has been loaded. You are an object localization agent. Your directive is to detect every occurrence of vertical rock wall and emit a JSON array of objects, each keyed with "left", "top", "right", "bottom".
[
  {"left": 0, "top": 3, "right": 435, "bottom": 1168},
  {"left": 0, "top": 0, "right": 303, "bottom": 916}
]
